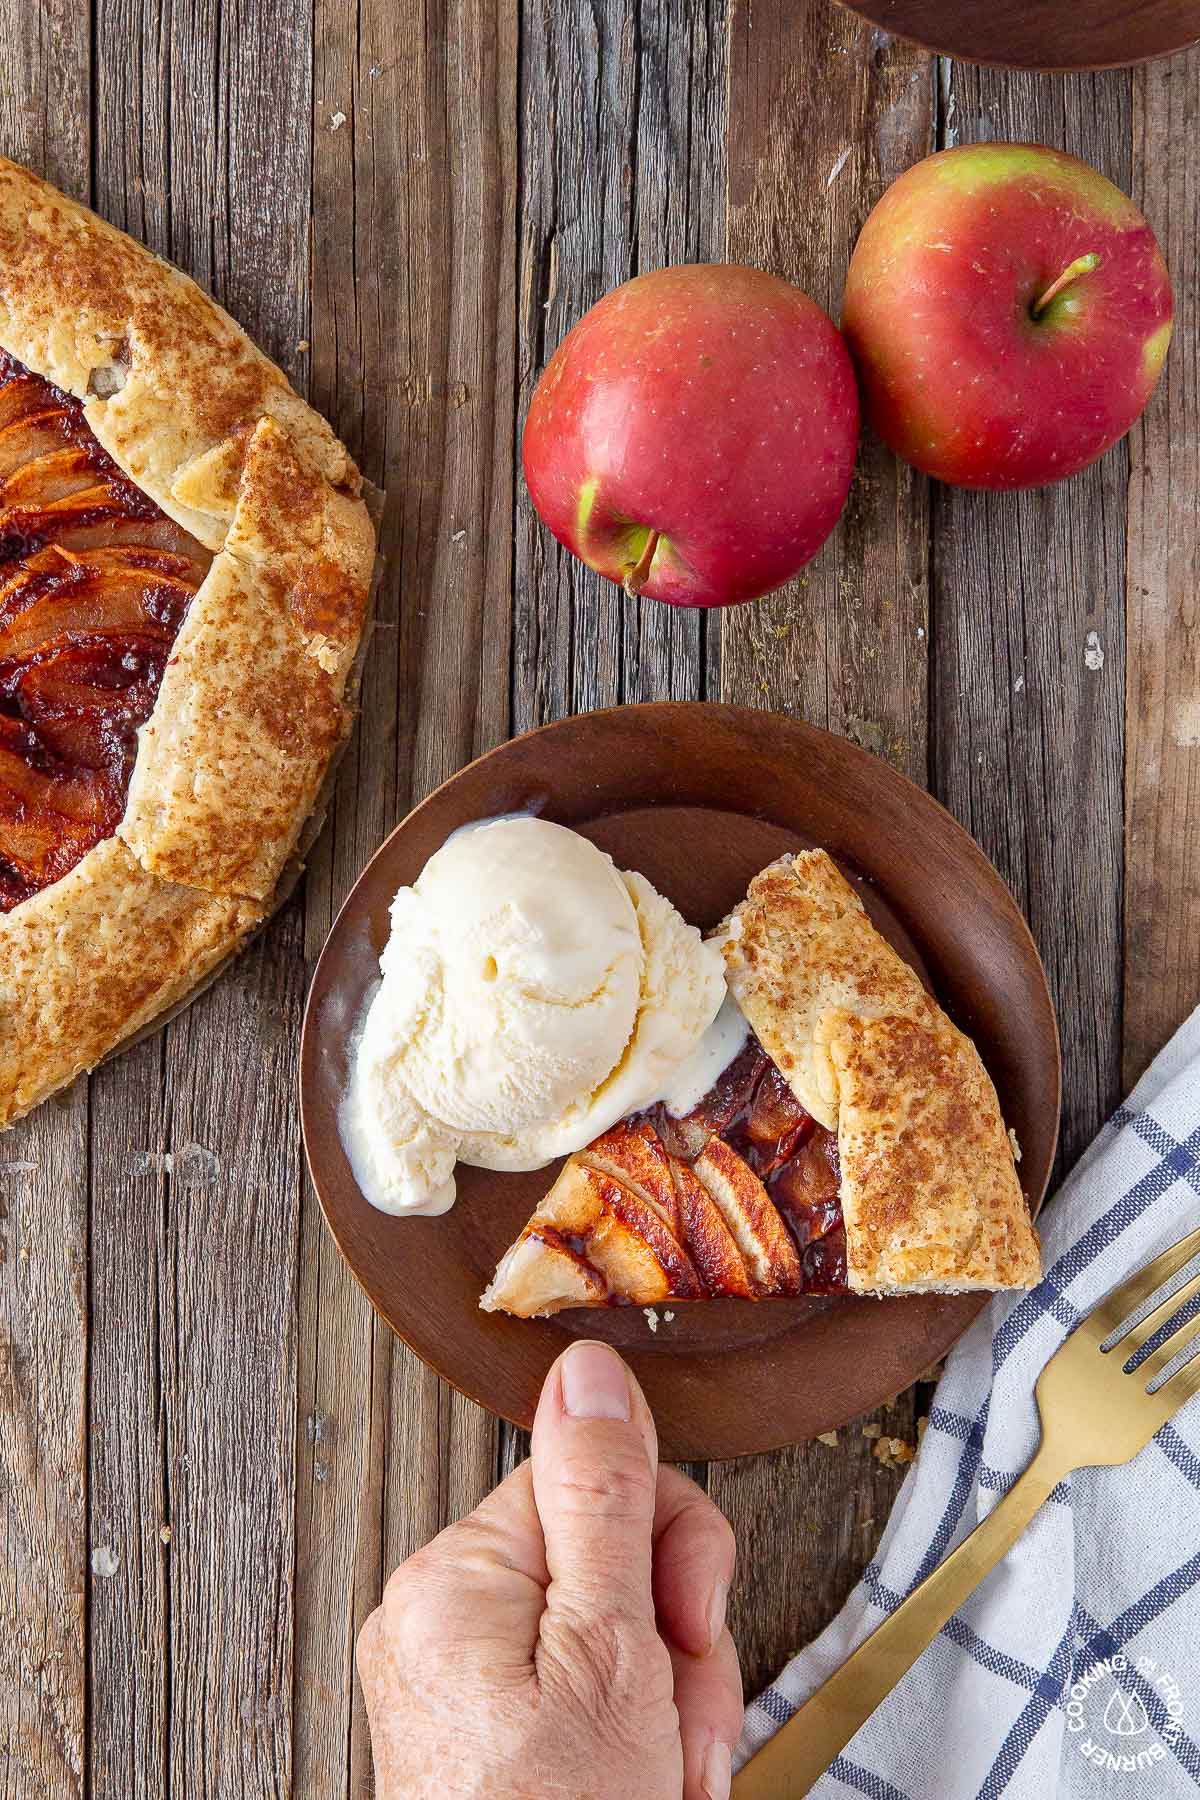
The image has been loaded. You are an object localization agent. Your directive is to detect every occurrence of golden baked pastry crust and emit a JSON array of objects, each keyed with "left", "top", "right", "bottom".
[
  {"left": 724, "top": 851, "right": 1039, "bottom": 1294},
  {"left": 0, "top": 158, "right": 375, "bottom": 1126},
  {"left": 0, "top": 838, "right": 261, "bottom": 1126}
]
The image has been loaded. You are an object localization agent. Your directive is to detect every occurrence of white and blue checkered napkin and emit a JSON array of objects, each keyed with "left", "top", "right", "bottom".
[{"left": 737, "top": 1007, "right": 1200, "bottom": 1799}]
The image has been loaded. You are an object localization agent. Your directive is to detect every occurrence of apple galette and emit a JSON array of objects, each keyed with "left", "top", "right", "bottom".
[
  {"left": 0, "top": 159, "right": 375, "bottom": 1127},
  {"left": 482, "top": 850, "right": 1040, "bottom": 1314}
]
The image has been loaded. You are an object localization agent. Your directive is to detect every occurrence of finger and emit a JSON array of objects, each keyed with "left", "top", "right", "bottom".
[
  {"left": 530, "top": 1339, "right": 659, "bottom": 1630},
  {"left": 355, "top": 1605, "right": 381, "bottom": 1683},
  {"left": 652, "top": 1465, "right": 737, "bottom": 1657},
  {"left": 671, "top": 1627, "right": 744, "bottom": 1800}
]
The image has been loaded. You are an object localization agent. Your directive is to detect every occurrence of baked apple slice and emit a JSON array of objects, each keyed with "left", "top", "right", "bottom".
[
  {"left": 524, "top": 1156, "right": 703, "bottom": 1306},
  {"left": 0, "top": 351, "right": 211, "bottom": 911},
  {"left": 486, "top": 1228, "right": 607, "bottom": 1317},
  {"left": 691, "top": 1137, "right": 804, "bottom": 1297},
  {"left": 583, "top": 1119, "right": 683, "bottom": 1236},
  {"left": 668, "top": 1157, "right": 755, "bottom": 1298}
]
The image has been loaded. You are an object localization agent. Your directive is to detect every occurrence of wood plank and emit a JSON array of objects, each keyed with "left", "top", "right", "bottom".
[
  {"left": 86, "top": 1043, "right": 171, "bottom": 1800},
  {"left": 83, "top": 16, "right": 182, "bottom": 1792},
  {"left": 0, "top": 11, "right": 91, "bottom": 1797},
  {"left": 720, "top": 0, "right": 932, "bottom": 785},
  {"left": 504, "top": 0, "right": 728, "bottom": 1482},
  {"left": 0, "top": 1118, "right": 90, "bottom": 1800},
  {"left": 712, "top": 0, "right": 933, "bottom": 1697},
  {"left": 933, "top": 66, "right": 1131, "bottom": 1172},
  {"left": 85, "top": 3, "right": 314, "bottom": 1795},
  {"left": 1124, "top": 48, "right": 1200, "bottom": 1087},
  {"left": 511, "top": 0, "right": 728, "bottom": 732},
  {"left": 296, "top": 2, "right": 519, "bottom": 1793}
]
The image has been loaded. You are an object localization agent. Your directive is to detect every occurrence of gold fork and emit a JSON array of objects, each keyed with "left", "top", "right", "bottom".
[{"left": 733, "top": 1225, "right": 1200, "bottom": 1799}]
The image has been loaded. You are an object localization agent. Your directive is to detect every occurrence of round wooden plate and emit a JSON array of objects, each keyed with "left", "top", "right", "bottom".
[
  {"left": 300, "top": 703, "right": 1060, "bottom": 1461},
  {"left": 838, "top": 0, "right": 1200, "bottom": 70}
]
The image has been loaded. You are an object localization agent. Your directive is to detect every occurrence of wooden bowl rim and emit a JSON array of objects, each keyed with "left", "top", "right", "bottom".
[
  {"left": 837, "top": 0, "right": 1200, "bottom": 70},
  {"left": 300, "top": 701, "right": 1062, "bottom": 1460}
]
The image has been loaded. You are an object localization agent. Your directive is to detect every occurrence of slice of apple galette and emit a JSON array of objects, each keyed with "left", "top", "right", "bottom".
[{"left": 482, "top": 850, "right": 1041, "bottom": 1315}]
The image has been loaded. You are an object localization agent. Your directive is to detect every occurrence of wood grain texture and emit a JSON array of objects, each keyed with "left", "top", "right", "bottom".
[
  {"left": 721, "top": 0, "right": 932, "bottom": 787},
  {"left": 1124, "top": 48, "right": 1200, "bottom": 1087},
  {"left": 297, "top": 1, "right": 519, "bottom": 1793},
  {"left": 713, "top": 0, "right": 932, "bottom": 1694},
  {"left": 85, "top": 4, "right": 316, "bottom": 1795},
  {"left": 0, "top": 1114, "right": 89, "bottom": 1800},
  {"left": 933, "top": 66, "right": 1131, "bottom": 1172},
  {"left": 512, "top": 0, "right": 727, "bottom": 732},
  {"left": 504, "top": 0, "right": 728, "bottom": 1483},
  {"left": 0, "top": 13, "right": 90, "bottom": 1797}
]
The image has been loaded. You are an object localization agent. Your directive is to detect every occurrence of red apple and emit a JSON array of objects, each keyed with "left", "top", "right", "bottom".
[
  {"left": 521, "top": 264, "right": 859, "bottom": 608},
  {"left": 842, "top": 144, "right": 1173, "bottom": 490}
]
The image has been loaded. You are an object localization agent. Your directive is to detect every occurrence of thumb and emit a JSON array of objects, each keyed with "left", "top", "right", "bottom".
[{"left": 530, "top": 1340, "right": 659, "bottom": 1634}]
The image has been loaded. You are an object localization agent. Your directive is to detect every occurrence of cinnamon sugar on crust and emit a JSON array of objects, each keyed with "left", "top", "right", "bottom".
[
  {"left": 723, "top": 851, "right": 1040, "bottom": 1295},
  {"left": 0, "top": 838, "right": 260, "bottom": 1127},
  {"left": 720, "top": 849, "right": 931, "bottom": 1131}
]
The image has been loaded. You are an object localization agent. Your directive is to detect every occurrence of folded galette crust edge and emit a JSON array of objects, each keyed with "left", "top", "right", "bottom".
[{"left": 722, "top": 850, "right": 1041, "bottom": 1294}]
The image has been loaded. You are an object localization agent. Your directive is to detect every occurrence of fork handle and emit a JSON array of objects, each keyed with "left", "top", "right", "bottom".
[{"left": 732, "top": 1443, "right": 1069, "bottom": 1799}]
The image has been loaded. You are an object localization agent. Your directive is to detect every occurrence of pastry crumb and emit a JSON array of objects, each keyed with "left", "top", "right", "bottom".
[
  {"left": 872, "top": 1435, "right": 916, "bottom": 1470},
  {"left": 644, "top": 1308, "right": 659, "bottom": 1332},
  {"left": 1008, "top": 1127, "right": 1022, "bottom": 1163},
  {"left": 861, "top": 1421, "right": 882, "bottom": 1439},
  {"left": 329, "top": 109, "right": 348, "bottom": 131},
  {"left": 1084, "top": 630, "right": 1104, "bottom": 672},
  {"left": 159, "top": 1524, "right": 172, "bottom": 1545},
  {"left": 662, "top": 1310, "right": 675, "bottom": 1323},
  {"left": 816, "top": 1430, "right": 839, "bottom": 1448},
  {"left": 295, "top": 338, "right": 310, "bottom": 353}
]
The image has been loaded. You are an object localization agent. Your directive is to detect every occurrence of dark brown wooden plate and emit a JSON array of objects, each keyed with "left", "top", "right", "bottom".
[
  {"left": 838, "top": 0, "right": 1200, "bottom": 70},
  {"left": 300, "top": 703, "right": 1060, "bottom": 1461}
]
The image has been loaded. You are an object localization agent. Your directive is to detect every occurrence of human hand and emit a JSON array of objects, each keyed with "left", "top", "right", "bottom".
[{"left": 357, "top": 1340, "right": 743, "bottom": 1799}]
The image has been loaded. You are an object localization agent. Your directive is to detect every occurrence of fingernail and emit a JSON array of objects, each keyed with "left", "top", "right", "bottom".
[
  {"left": 561, "top": 1341, "right": 631, "bottom": 1421},
  {"left": 706, "top": 1578, "right": 728, "bottom": 1653},
  {"left": 701, "top": 1740, "right": 732, "bottom": 1800}
]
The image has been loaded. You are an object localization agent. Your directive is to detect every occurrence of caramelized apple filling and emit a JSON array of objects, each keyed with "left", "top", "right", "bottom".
[
  {"left": 0, "top": 350, "right": 212, "bottom": 910},
  {"left": 643, "top": 1035, "right": 847, "bottom": 1295}
]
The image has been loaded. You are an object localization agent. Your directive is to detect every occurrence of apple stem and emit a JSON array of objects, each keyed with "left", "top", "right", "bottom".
[
  {"left": 622, "top": 528, "right": 660, "bottom": 597},
  {"left": 1032, "top": 252, "right": 1102, "bottom": 317}
]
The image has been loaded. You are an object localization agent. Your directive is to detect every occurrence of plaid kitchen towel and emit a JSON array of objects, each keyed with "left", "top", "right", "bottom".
[{"left": 737, "top": 1006, "right": 1200, "bottom": 1799}]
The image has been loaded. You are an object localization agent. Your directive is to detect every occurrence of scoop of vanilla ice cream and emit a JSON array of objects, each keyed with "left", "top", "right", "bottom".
[
  {"left": 385, "top": 816, "right": 643, "bottom": 1135},
  {"left": 340, "top": 986, "right": 460, "bottom": 1217},
  {"left": 340, "top": 815, "right": 658, "bottom": 1214},
  {"left": 460, "top": 869, "right": 726, "bottom": 1169}
]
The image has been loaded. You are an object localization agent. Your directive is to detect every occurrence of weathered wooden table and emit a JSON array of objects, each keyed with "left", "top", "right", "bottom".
[{"left": 3, "top": 2, "right": 1197, "bottom": 1793}]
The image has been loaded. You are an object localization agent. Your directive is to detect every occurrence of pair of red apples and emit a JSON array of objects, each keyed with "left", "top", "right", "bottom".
[{"left": 522, "top": 143, "right": 1174, "bottom": 610}]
